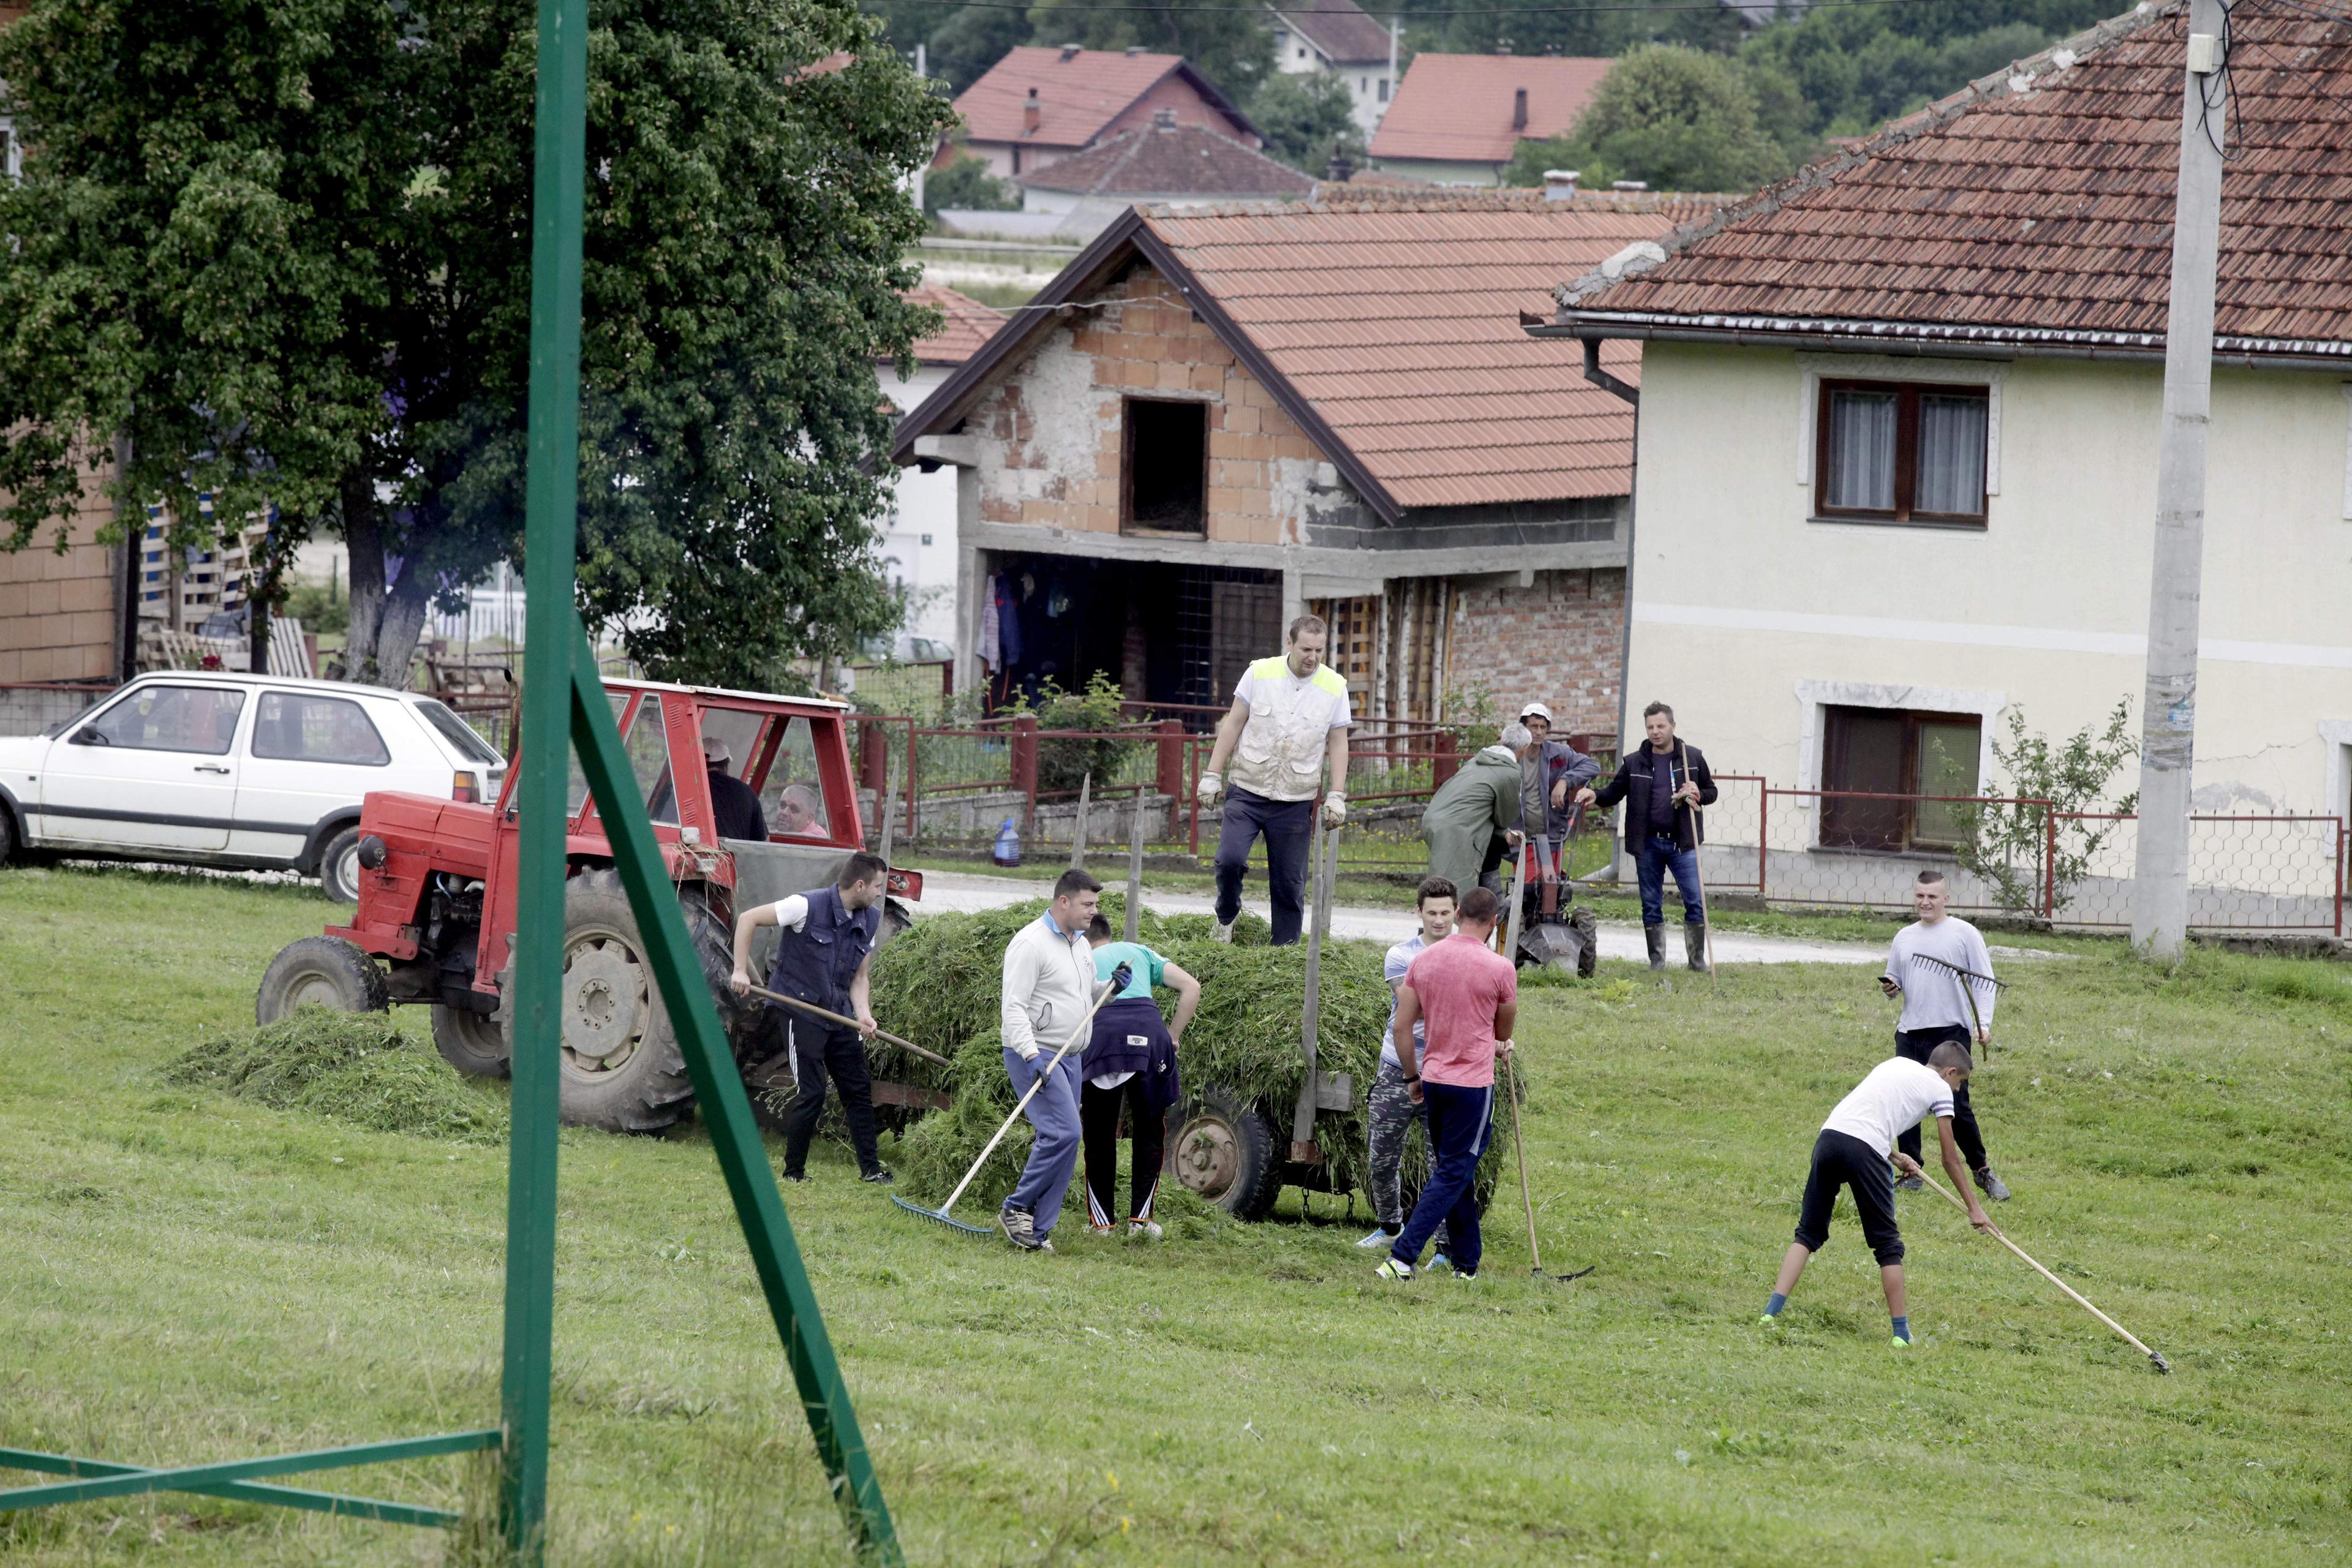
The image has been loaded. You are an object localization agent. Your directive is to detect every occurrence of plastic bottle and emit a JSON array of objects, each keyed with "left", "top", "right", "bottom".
[{"left": 992, "top": 816, "right": 1022, "bottom": 867}]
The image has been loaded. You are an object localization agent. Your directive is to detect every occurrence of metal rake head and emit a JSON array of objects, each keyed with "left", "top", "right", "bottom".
[
  {"left": 1907, "top": 950, "right": 2010, "bottom": 990},
  {"left": 890, "top": 1194, "right": 998, "bottom": 1240}
]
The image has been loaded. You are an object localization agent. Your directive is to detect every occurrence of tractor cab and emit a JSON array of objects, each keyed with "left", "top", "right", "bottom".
[{"left": 262, "top": 677, "right": 928, "bottom": 1134}]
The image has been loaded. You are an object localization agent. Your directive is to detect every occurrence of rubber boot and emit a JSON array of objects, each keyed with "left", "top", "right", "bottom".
[
  {"left": 1684, "top": 922, "right": 1711, "bottom": 973},
  {"left": 1643, "top": 924, "right": 1667, "bottom": 971}
]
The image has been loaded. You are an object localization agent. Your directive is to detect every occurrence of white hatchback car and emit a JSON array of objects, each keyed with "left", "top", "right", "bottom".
[{"left": 0, "top": 671, "right": 507, "bottom": 901}]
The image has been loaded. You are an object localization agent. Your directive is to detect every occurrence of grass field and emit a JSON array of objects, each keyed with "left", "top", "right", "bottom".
[{"left": 4, "top": 862, "right": 2349, "bottom": 1566}]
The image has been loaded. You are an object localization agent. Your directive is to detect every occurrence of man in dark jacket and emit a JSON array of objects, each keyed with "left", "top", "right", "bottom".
[
  {"left": 1577, "top": 701, "right": 1717, "bottom": 971},
  {"left": 728, "top": 851, "right": 892, "bottom": 1182},
  {"left": 704, "top": 736, "right": 768, "bottom": 842}
]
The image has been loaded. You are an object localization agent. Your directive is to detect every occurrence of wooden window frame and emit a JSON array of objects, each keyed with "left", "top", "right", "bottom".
[
  {"left": 1814, "top": 379, "right": 1991, "bottom": 527},
  {"left": 1120, "top": 396, "right": 1210, "bottom": 539},
  {"left": 1819, "top": 704, "right": 1983, "bottom": 853}
]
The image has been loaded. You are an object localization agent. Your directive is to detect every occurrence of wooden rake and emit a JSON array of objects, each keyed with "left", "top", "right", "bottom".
[{"left": 1917, "top": 1172, "right": 2171, "bottom": 1373}]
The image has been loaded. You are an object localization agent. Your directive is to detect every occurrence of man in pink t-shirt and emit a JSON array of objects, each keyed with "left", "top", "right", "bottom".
[{"left": 1379, "top": 886, "right": 1518, "bottom": 1281}]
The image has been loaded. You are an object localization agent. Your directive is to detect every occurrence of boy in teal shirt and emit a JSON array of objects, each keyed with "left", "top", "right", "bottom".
[{"left": 1082, "top": 917, "right": 1201, "bottom": 1238}]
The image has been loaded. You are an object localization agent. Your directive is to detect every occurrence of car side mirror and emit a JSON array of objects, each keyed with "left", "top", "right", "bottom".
[{"left": 67, "top": 728, "right": 106, "bottom": 747}]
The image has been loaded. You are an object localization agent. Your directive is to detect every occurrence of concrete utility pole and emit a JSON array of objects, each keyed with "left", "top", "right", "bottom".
[{"left": 2131, "top": 0, "right": 2229, "bottom": 960}]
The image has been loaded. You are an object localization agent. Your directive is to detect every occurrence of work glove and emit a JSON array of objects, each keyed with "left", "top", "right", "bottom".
[
  {"left": 1319, "top": 791, "right": 1347, "bottom": 829},
  {"left": 1196, "top": 771, "right": 1223, "bottom": 807}
]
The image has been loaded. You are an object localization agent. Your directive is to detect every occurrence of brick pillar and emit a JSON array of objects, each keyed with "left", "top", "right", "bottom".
[{"left": 1433, "top": 731, "right": 1458, "bottom": 790}]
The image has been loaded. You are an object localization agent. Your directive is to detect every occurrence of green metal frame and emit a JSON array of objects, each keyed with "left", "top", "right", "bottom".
[{"left": 1, "top": 1, "right": 900, "bottom": 1559}]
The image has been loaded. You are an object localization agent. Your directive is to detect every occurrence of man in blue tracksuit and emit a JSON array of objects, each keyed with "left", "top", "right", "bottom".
[
  {"left": 1577, "top": 700, "right": 1717, "bottom": 973},
  {"left": 728, "top": 851, "right": 892, "bottom": 1183}
]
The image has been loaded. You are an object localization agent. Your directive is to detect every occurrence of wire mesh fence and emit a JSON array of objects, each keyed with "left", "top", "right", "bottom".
[{"left": 2051, "top": 813, "right": 2346, "bottom": 932}]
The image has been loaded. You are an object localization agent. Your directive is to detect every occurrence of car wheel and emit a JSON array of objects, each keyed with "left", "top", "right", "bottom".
[
  {"left": 432, "top": 1003, "right": 511, "bottom": 1079},
  {"left": 318, "top": 825, "right": 364, "bottom": 904},
  {"left": 257, "top": 936, "right": 391, "bottom": 1025}
]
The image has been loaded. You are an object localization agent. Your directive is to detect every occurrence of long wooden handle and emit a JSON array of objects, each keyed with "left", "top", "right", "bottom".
[
  {"left": 939, "top": 975, "right": 1120, "bottom": 1217},
  {"left": 1504, "top": 1055, "right": 1541, "bottom": 1272},
  {"left": 1919, "top": 1173, "right": 2163, "bottom": 1363},
  {"left": 744, "top": 983, "right": 950, "bottom": 1067}
]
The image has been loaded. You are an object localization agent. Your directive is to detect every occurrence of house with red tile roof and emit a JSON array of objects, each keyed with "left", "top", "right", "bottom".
[
  {"left": 1267, "top": 0, "right": 1399, "bottom": 140},
  {"left": 951, "top": 46, "right": 1261, "bottom": 180},
  {"left": 1012, "top": 113, "right": 1316, "bottom": 241},
  {"left": 1369, "top": 53, "right": 1612, "bottom": 187},
  {"left": 1536, "top": 1, "right": 2352, "bottom": 917},
  {"left": 891, "top": 189, "right": 1725, "bottom": 729}
]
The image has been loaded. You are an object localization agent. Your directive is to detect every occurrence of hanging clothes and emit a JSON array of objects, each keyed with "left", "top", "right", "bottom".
[{"left": 979, "top": 573, "right": 1003, "bottom": 668}]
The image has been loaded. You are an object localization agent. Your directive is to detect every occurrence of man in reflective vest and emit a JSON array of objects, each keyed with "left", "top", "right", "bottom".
[
  {"left": 728, "top": 850, "right": 892, "bottom": 1183},
  {"left": 1195, "top": 614, "right": 1352, "bottom": 946}
]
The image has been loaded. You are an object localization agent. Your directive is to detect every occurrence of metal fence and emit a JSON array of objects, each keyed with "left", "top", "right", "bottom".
[{"left": 0, "top": 682, "right": 111, "bottom": 737}]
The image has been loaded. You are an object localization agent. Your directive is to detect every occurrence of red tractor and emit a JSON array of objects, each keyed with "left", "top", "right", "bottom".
[{"left": 256, "top": 679, "right": 935, "bottom": 1133}]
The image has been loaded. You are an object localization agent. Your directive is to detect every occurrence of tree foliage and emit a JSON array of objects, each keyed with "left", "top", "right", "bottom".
[
  {"left": 1502, "top": 44, "right": 1789, "bottom": 193},
  {"left": 925, "top": 149, "right": 1019, "bottom": 214},
  {"left": 1956, "top": 699, "right": 2141, "bottom": 913},
  {"left": 0, "top": 0, "right": 955, "bottom": 689},
  {"left": 1247, "top": 70, "right": 1362, "bottom": 174}
]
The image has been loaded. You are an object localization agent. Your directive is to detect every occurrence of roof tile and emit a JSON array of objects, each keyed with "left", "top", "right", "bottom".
[{"left": 1368, "top": 54, "right": 1613, "bottom": 167}]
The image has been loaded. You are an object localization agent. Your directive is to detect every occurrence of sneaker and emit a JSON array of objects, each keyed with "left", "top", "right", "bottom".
[
  {"left": 1374, "top": 1257, "right": 1414, "bottom": 1281},
  {"left": 1891, "top": 1332, "right": 1912, "bottom": 1349},
  {"left": 779, "top": 1170, "right": 810, "bottom": 1184},
  {"left": 1036, "top": 1237, "right": 1054, "bottom": 1254},
  {"left": 1974, "top": 1166, "right": 2012, "bottom": 1202},
  {"left": 1127, "top": 1219, "right": 1163, "bottom": 1241},
  {"left": 1426, "top": 1253, "right": 1453, "bottom": 1275},
  {"left": 1354, "top": 1227, "right": 1399, "bottom": 1250},
  {"left": 1758, "top": 1313, "right": 1781, "bottom": 1328},
  {"left": 1213, "top": 919, "right": 1235, "bottom": 943},
  {"left": 1453, "top": 1268, "right": 1479, "bottom": 1282},
  {"left": 999, "top": 1206, "right": 1042, "bottom": 1251},
  {"left": 1894, "top": 1174, "right": 1924, "bottom": 1193},
  {"left": 860, "top": 1166, "right": 895, "bottom": 1184},
  {"left": 1088, "top": 1223, "right": 1116, "bottom": 1236}
]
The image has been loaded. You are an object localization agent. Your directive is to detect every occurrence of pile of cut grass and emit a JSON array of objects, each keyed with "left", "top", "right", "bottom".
[
  {"left": 165, "top": 1006, "right": 508, "bottom": 1144},
  {"left": 878, "top": 901, "right": 1511, "bottom": 1210}
]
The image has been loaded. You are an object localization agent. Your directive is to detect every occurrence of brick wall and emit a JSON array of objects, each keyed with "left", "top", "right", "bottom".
[
  {"left": 1447, "top": 567, "right": 1624, "bottom": 736},
  {"left": 965, "top": 263, "right": 1332, "bottom": 546},
  {"left": 0, "top": 481, "right": 123, "bottom": 684}
]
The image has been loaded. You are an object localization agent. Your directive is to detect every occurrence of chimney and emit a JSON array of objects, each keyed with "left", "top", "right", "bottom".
[
  {"left": 1153, "top": 107, "right": 1177, "bottom": 129},
  {"left": 1023, "top": 86, "right": 1041, "bottom": 134},
  {"left": 1512, "top": 87, "right": 1528, "bottom": 131},
  {"left": 1542, "top": 168, "right": 1578, "bottom": 201},
  {"left": 1326, "top": 143, "right": 1355, "bottom": 183},
  {"left": 1612, "top": 179, "right": 1648, "bottom": 192},
  {"left": 1494, "top": 37, "right": 1514, "bottom": 56},
  {"left": 1126, "top": 44, "right": 1145, "bottom": 56},
  {"left": 1058, "top": 42, "right": 1080, "bottom": 62}
]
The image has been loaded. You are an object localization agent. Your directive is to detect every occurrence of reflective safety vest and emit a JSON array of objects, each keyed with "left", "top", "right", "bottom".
[{"left": 1228, "top": 657, "right": 1348, "bottom": 802}]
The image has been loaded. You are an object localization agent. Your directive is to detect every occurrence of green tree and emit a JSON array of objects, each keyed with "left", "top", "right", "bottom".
[
  {"left": 1956, "top": 699, "right": 2141, "bottom": 914},
  {"left": 1506, "top": 43, "right": 1788, "bottom": 192},
  {"left": 1247, "top": 70, "right": 1362, "bottom": 173},
  {"left": 918, "top": 1, "right": 1029, "bottom": 94},
  {"left": 0, "top": 0, "right": 953, "bottom": 688},
  {"left": 925, "top": 150, "right": 1019, "bottom": 214}
]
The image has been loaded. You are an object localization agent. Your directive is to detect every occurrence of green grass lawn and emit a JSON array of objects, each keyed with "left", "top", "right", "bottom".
[{"left": 4, "top": 862, "right": 2350, "bottom": 1566}]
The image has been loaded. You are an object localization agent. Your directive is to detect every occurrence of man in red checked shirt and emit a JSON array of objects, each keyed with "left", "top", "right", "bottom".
[{"left": 1375, "top": 885, "right": 1517, "bottom": 1283}]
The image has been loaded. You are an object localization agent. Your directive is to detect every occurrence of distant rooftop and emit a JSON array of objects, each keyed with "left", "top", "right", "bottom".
[
  {"left": 954, "top": 47, "right": 1258, "bottom": 150},
  {"left": 1370, "top": 53, "right": 1613, "bottom": 165},
  {"left": 1019, "top": 118, "right": 1316, "bottom": 199},
  {"left": 1269, "top": 0, "right": 1392, "bottom": 66}
]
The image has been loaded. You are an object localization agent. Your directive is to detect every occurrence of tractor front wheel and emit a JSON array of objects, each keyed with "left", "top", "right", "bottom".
[
  {"left": 432, "top": 1003, "right": 510, "bottom": 1079},
  {"left": 256, "top": 936, "right": 391, "bottom": 1025}
]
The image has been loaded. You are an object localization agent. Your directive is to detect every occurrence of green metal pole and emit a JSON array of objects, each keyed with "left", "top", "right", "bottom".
[{"left": 500, "top": 0, "right": 589, "bottom": 1558}]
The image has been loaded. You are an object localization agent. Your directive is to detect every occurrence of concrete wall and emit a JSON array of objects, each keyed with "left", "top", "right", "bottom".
[
  {"left": 884, "top": 361, "right": 963, "bottom": 646},
  {"left": 962, "top": 262, "right": 1338, "bottom": 547},
  {"left": 1449, "top": 567, "right": 1624, "bottom": 736},
  {"left": 0, "top": 473, "right": 123, "bottom": 684},
  {"left": 1367, "top": 155, "right": 1502, "bottom": 187},
  {"left": 1624, "top": 341, "right": 2352, "bottom": 850}
]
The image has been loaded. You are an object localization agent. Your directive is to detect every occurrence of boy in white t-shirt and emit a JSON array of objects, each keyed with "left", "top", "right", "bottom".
[{"left": 1759, "top": 1043, "right": 1995, "bottom": 1346}]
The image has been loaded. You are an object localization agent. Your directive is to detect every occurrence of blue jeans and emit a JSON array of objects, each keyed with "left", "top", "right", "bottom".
[
  {"left": 1213, "top": 786, "right": 1313, "bottom": 946},
  {"left": 1003, "top": 1048, "right": 1083, "bottom": 1236},
  {"left": 1635, "top": 833, "right": 1705, "bottom": 927},
  {"left": 1392, "top": 1081, "right": 1494, "bottom": 1275}
]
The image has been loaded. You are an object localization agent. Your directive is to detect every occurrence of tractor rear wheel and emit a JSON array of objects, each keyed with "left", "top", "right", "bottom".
[
  {"left": 502, "top": 867, "right": 705, "bottom": 1134},
  {"left": 1171, "top": 1084, "right": 1284, "bottom": 1220},
  {"left": 256, "top": 936, "right": 391, "bottom": 1025},
  {"left": 432, "top": 1003, "right": 510, "bottom": 1079}
]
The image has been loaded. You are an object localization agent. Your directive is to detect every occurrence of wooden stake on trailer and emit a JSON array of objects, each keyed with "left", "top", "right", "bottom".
[
  {"left": 1069, "top": 771, "right": 1091, "bottom": 871},
  {"left": 1289, "top": 820, "right": 1338, "bottom": 1163},
  {"left": 1124, "top": 788, "right": 1146, "bottom": 943}
]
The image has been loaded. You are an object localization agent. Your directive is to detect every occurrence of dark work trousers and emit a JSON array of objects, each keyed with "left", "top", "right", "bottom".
[
  {"left": 780, "top": 1017, "right": 883, "bottom": 1178},
  {"left": 1894, "top": 1023, "right": 1988, "bottom": 1171},
  {"left": 1392, "top": 1081, "right": 1495, "bottom": 1275},
  {"left": 1793, "top": 1129, "right": 1905, "bottom": 1264},
  {"left": 1213, "top": 786, "right": 1314, "bottom": 946},
  {"left": 1080, "top": 1075, "right": 1166, "bottom": 1226}
]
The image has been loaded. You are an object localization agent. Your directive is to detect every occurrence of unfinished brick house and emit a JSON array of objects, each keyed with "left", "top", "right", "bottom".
[{"left": 891, "top": 189, "right": 1722, "bottom": 737}]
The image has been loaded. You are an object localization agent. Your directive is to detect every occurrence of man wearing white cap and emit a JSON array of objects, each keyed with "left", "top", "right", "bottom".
[
  {"left": 703, "top": 735, "right": 768, "bottom": 842},
  {"left": 1516, "top": 703, "right": 1601, "bottom": 874}
]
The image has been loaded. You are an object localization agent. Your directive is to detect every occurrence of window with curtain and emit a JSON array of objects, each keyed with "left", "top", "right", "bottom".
[
  {"left": 1820, "top": 706, "right": 1983, "bottom": 852},
  {"left": 1815, "top": 380, "right": 1991, "bottom": 525}
]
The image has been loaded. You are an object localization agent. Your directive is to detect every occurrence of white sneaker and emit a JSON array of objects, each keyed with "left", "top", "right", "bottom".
[
  {"left": 1213, "top": 919, "right": 1235, "bottom": 943},
  {"left": 1127, "top": 1219, "right": 1163, "bottom": 1241},
  {"left": 1354, "top": 1227, "right": 1398, "bottom": 1249}
]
